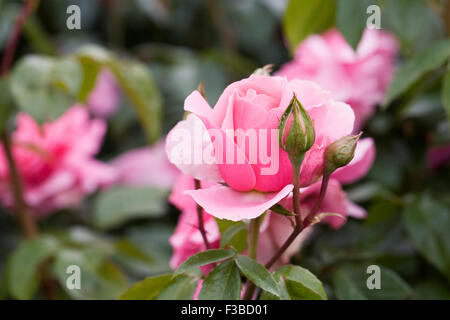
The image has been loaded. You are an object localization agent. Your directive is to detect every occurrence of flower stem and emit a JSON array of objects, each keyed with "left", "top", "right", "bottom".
[
  {"left": 0, "top": 131, "right": 38, "bottom": 238},
  {"left": 194, "top": 179, "right": 211, "bottom": 249},
  {"left": 303, "top": 172, "right": 331, "bottom": 227},
  {"left": 264, "top": 170, "right": 330, "bottom": 269},
  {"left": 243, "top": 215, "right": 263, "bottom": 300}
]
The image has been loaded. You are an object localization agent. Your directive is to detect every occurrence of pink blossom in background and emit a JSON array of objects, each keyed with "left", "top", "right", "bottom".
[
  {"left": 0, "top": 106, "right": 117, "bottom": 218},
  {"left": 166, "top": 75, "right": 356, "bottom": 221},
  {"left": 87, "top": 69, "right": 120, "bottom": 118},
  {"left": 427, "top": 144, "right": 450, "bottom": 169},
  {"left": 277, "top": 28, "right": 398, "bottom": 130},
  {"left": 111, "top": 139, "right": 179, "bottom": 189}
]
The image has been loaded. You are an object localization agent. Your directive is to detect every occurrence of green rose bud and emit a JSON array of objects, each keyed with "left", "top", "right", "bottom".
[
  {"left": 278, "top": 94, "right": 315, "bottom": 170},
  {"left": 324, "top": 132, "right": 362, "bottom": 175}
]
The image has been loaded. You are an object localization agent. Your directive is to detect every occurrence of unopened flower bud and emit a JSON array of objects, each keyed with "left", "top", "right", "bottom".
[
  {"left": 324, "top": 132, "right": 362, "bottom": 175},
  {"left": 278, "top": 95, "right": 315, "bottom": 169}
]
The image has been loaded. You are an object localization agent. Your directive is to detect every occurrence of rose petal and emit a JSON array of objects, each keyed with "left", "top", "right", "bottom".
[
  {"left": 183, "top": 184, "right": 294, "bottom": 221},
  {"left": 165, "top": 114, "right": 223, "bottom": 183}
]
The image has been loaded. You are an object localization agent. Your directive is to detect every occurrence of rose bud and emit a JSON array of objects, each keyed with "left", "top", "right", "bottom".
[
  {"left": 324, "top": 132, "right": 362, "bottom": 175},
  {"left": 278, "top": 94, "right": 315, "bottom": 169}
]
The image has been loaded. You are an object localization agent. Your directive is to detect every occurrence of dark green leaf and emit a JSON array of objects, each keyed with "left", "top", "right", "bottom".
[
  {"left": 283, "top": 0, "right": 336, "bottom": 53},
  {"left": 442, "top": 71, "right": 450, "bottom": 123},
  {"left": 7, "top": 235, "right": 59, "bottom": 300},
  {"left": 235, "top": 254, "right": 280, "bottom": 297},
  {"left": 174, "top": 249, "right": 235, "bottom": 276},
  {"left": 198, "top": 260, "right": 241, "bottom": 300},
  {"left": 333, "top": 265, "right": 412, "bottom": 300},
  {"left": 0, "top": 76, "right": 14, "bottom": 131},
  {"left": 52, "top": 248, "right": 128, "bottom": 300},
  {"left": 216, "top": 219, "right": 247, "bottom": 253},
  {"left": 276, "top": 265, "right": 327, "bottom": 300},
  {"left": 156, "top": 274, "right": 198, "bottom": 300},
  {"left": 220, "top": 223, "right": 247, "bottom": 248},
  {"left": 270, "top": 204, "right": 296, "bottom": 217},
  {"left": 336, "top": 0, "right": 374, "bottom": 50},
  {"left": 404, "top": 195, "right": 450, "bottom": 278},
  {"left": 93, "top": 187, "right": 167, "bottom": 229},
  {"left": 383, "top": 40, "right": 450, "bottom": 106},
  {"left": 119, "top": 274, "right": 172, "bottom": 300}
]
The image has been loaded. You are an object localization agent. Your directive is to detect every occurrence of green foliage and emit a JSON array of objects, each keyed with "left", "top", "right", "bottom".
[
  {"left": 283, "top": 0, "right": 336, "bottom": 53},
  {"left": 336, "top": 0, "right": 375, "bottom": 50},
  {"left": 333, "top": 265, "right": 412, "bottom": 300},
  {"left": 155, "top": 274, "right": 199, "bottom": 300},
  {"left": 198, "top": 260, "right": 241, "bottom": 300},
  {"left": 174, "top": 249, "right": 236, "bottom": 276},
  {"left": 92, "top": 187, "right": 168, "bottom": 230},
  {"left": 9, "top": 55, "right": 81, "bottom": 123},
  {"left": 443, "top": 71, "right": 450, "bottom": 123},
  {"left": 235, "top": 255, "right": 280, "bottom": 298},
  {"left": 75, "top": 45, "right": 163, "bottom": 143},
  {"left": 6, "top": 235, "right": 59, "bottom": 300},
  {"left": 404, "top": 195, "right": 450, "bottom": 279},
  {"left": 261, "top": 265, "right": 327, "bottom": 300},
  {"left": 216, "top": 219, "right": 248, "bottom": 253},
  {"left": 0, "top": 76, "right": 13, "bottom": 131},
  {"left": 119, "top": 274, "right": 172, "bottom": 300},
  {"left": 383, "top": 40, "right": 450, "bottom": 106}
]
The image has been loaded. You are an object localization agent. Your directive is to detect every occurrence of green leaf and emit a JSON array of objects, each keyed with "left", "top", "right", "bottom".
[
  {"left": 110, "top": 60, "right": 163, "bottom": 143},
  {"left": 442, "top": 71, "right": 450, "bottom": 123},
  {"left": 75, "top": 45, "right": 163, "bottom": 143},
  {"left": 93, "top": 186, "right": 167, "bottom": 229},
  {"left": 235, "top": 254, "right": 280, "bottom": 297},
  {"left": 276, "top": 265, "right": 327, "bottom": 300},
  {"left": 383, "top": 40, "right": 450, "bottom": 107},
  {"left": 404, "top": 195, "right": 450, "bottom": 278},
  {"left": 333, "top": 265, "right": 412, "bottom": 300},
  {"left": 7, "top": 235, "right": 59, "bottom": 300},
  {"left": 336, "top": 0, "right": 374, "bottom": 50},
  {"left": 174, "top": 249, "right": 235, "bottom": 276},
  {"left": 9, "top": 55, "right": 81, "bottom": 123},
  {"left": 270, "top": 204, "right": 296, "bottom": 217},
  {"left": 119, "top": 274, "right": 172, "bottom": 300},
  {"left": 260, "top": 272, "right": 291, "bottom": 300},
  {"left": 216, "top": 219, "right": 247, "bottom": 253},
  {"left": 220, "top": 223, "right": 247, "bottom": 248},
  {"left": 283, "top": 0, "right": 336, "bottom": 53},
  {"left": 198, "top": 260, "right": 241, "bottom": 300},
  {"left": 333, "top": 269, "right": 366, "bottom": 300},
  {"left": 77, "top": 56, "right": 101, "bottom": 102},
  {"left": 52, "top": 248, "right": 128, "bottom": 300},
  {"left": 156, "top": 274, "right": 199, "bottom": 300},
  {"left": 383, "top": 0, "right": 445, "bottom": 54}
]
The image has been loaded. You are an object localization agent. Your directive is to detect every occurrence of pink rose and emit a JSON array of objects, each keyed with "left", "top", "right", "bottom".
[
  {"left": 277, "top": 29, "right": 398, "bottom": 130},
  {"left": 111, "top": 139, "right": 179, "bottom": 189},
  {"left": 0, "top": 105, "right": 117, "bottom": 217},
  {"left": 87, "top": 69, "right": 120, "bottom": 118},
  {"left": 166, "top": 75, "right": 355, "bottom": 221},
  {"left": 259, "top": 138, "right": 375, "bottom": 266}
]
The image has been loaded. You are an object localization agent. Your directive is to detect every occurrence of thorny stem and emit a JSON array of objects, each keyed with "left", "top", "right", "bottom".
[
  {"left": 1, "top": 0, "right": 56, "bottom": 300},
  {"left": 265, "top": 171, "right": 331, "bottom": 269},
  {"left": 243, "top": 215, "right": 263, "bottom": 300},
  {"left": 194, "top": 179, "right": 211, "bottom": 250}
]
